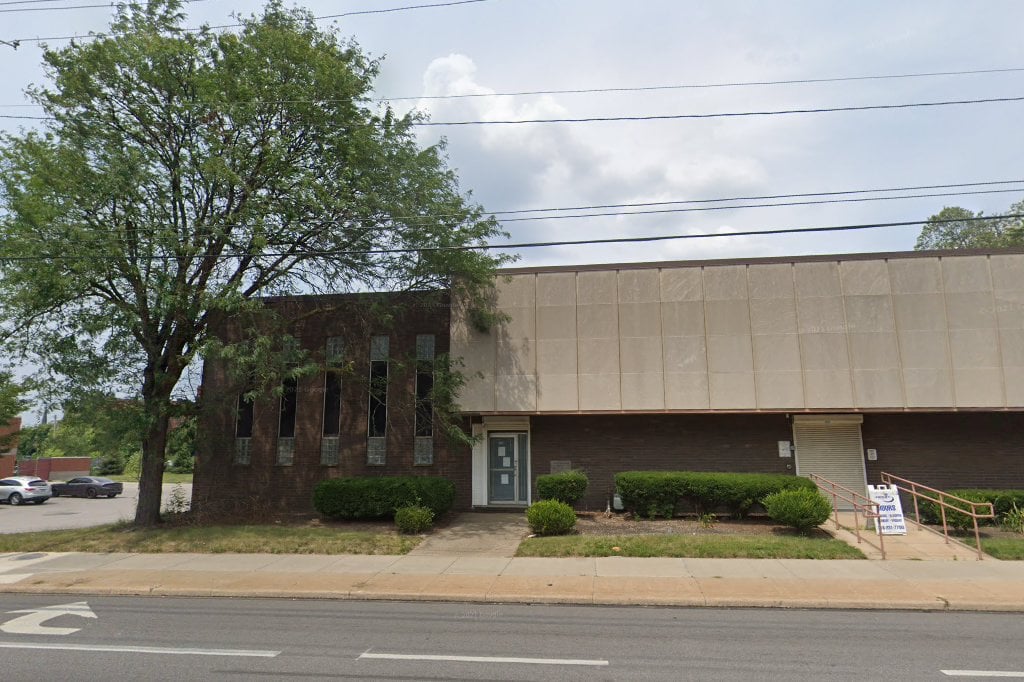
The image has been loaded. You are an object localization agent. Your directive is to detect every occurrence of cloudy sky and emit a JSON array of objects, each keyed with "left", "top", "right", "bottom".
[{"left": 2, "top": 0, "right": 1023, "bottom": 272}]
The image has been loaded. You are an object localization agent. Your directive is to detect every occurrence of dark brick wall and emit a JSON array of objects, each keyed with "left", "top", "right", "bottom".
[
  {"left": 528, "top": 412, "right": 1024, "bottom": 510},
  {"left": 528, "top": 414, "right": 795, "bottom": 510},
  {"left": 863, "top": 412, "right": 1024, "bottom": 490},
  {"left": 193, "top": 293, "right": 473, "bottom": 518}
]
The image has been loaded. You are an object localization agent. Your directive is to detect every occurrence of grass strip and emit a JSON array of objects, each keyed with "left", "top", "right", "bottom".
[
  {"left": 980, "top": 537, "right": 1024, "bottom": 560},
  {"left": 517, "top": 534, "right": 865, "bottom": 559},
  {"left": 0, "top": 523, "right": 420, "bottom": 555}
]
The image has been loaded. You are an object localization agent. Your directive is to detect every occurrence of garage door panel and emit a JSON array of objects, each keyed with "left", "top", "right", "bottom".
[{"left": 794, "top": 420, "right": 867, "bottom": 508}]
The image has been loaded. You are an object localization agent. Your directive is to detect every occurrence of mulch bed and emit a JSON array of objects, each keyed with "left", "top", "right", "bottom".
[{"left": 574, "top": 511, "right": 834, "bottom": 540}]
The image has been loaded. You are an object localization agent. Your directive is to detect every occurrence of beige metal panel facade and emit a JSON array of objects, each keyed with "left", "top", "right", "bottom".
[{"left": 452, "top": 252, "right": 1024, "bottom": 413}]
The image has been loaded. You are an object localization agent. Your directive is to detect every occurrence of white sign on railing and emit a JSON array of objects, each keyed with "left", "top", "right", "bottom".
[{"left": 867, "top": 484, "right": 907, "bottom": 535}]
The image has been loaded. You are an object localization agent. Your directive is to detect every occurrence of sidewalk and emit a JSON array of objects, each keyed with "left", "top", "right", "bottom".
[{"left": 2, "top": 550, "right": 1023, "bottom": 612}]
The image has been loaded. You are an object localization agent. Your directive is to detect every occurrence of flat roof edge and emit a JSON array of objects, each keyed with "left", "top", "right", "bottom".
[{"left": 497, "top": 247, "right": 1024, "bottom": 275}]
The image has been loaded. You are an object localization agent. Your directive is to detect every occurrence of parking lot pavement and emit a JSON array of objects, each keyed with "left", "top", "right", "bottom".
[{"left": 0, "top": 483, "right": 192, "bottom": 534}]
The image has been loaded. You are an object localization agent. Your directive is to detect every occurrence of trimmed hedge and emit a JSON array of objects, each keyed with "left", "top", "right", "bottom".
[
  {"left": 763, "top": 488, "right": 832, "bottom": 533},
  {"left": 536, "top": 470, "right": 589, "bottom": 506},
  {"left": 526, "top": 500, "right": 577, "bottom": 536},
  {"left": 615, "top": 471, "right": 818, "bottom": 519},
  {"left": 395, "top": 505, "right": 435, "bottom": 534},
  {"left": 914, "top": 489, "right": 1024, "bottom": 531},
  {"left": 313, "top": 477, "right": 456, "bottom": 520}
]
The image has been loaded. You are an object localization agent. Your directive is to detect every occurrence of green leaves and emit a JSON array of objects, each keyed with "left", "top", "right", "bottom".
[{"left": 916, "top": 201, "right": 1024, "bottom": 251}]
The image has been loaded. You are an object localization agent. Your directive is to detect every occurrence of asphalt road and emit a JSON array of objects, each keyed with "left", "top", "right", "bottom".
[
  {"left": 0, "top": 596, "right": 1021, "bottom": 681},
  {"left": 0, "top": 483, "right": 192, "bottom": 533}
]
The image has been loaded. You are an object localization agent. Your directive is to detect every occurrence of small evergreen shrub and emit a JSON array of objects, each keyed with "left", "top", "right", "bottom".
[
  {"left": 526, "top": 500, "right": 577, "bottom": 536},
  {"left": 915, "top": 489, "right": 1023, "bottom": 530},
  {"left": 313, "top": 477, "right": 456, "bottom": 520},
  {"left": 394, "top": 505, "right": 435, "bottom": 534},
  {"left": 536, "top": 470, "right": 589, "bottom": 506},
  {"left": 763, "top": 488, "right": 832, "bottom": 534},
  {"left": 614, "top": 471, "right": 817, "bottom": 519}
]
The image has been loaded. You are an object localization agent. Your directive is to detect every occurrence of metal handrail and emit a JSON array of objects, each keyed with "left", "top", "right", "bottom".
[
  {"left": 879, "top": 472, "right": 995, "bottom": 560},
  {"left": 808, "top": 473, "right": 886, "bottom": 560}
]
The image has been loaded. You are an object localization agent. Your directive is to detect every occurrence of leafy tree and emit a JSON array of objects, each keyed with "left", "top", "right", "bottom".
[
  {"left": 0, "top": 371, "right": 23, "bottom": 427},
  {"left": 0, "top": 1, "right": 506, "bottom": 525},
  {"left": 166, "top": 416, "right": 196, "bottom": 473},
  {"left": 916, "top": 201, "right": 1024, "bottom": 250},
  {"left": 14, "top": 423, "right": 50, "bottom": 460}
]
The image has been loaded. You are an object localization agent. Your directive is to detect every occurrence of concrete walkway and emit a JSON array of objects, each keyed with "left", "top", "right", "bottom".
[
  {"left": 1, "top": 550, "right": 1022, "bottom": 611},
  {"left": 407, "top": 513, "right": 527, "bottom": 557},
  {"left": 827, "top": 512, "right": 981, "bottom": 560}
]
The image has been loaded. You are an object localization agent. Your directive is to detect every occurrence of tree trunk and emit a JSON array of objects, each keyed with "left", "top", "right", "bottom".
[{"left": 134, "top": 400, "right": 170, "bottom": 526}]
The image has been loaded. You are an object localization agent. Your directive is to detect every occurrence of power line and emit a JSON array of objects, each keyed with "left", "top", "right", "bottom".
[
  {"left": 384, "top": 66, "right": 1024, "bottom": 101},
  {"left": 6, "top": 183, "right": 1023, "bottom": 239},
  {"left": 496, "top": 187, "right": 1024, "bottom": 223},
  {"left": 4, "top": 65, "right": 1024, "bottom": 110},
  {"left": 0, "top": 0, "right": 213, "bottom": 12},
  {"left": 416, "top": 94, "right": 1024, "bottom": 126},
  {"left": 3, "top": 214, "right": 1021, "bottom": 261},
  {"left": 5, "top": 94, "right": 1023, "bottom": 125},
  {"left": 5, "top": 0, "right": 491, "bottom": 43}
]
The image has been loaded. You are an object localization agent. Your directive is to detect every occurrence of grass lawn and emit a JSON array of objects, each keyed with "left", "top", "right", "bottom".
[
  {"left": 517, "top": 534, "right": 865, "bottom": 559},
  {"left": 980, "top": 536, "right": 1024, "bottom": 560},
  {"left": 0, "top": 523, "right": 420, "bottom": 555},
  {"left": 105, "top": 473, "right": 194, "bottom": 484}
]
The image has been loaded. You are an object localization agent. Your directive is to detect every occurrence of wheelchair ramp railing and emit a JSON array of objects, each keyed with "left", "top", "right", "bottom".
[
  {"left": 808, "top": 473, "right": 885, "bottom": 560},
  {"left": 879, "top": 472, "right": 995, "bottom": 560}
]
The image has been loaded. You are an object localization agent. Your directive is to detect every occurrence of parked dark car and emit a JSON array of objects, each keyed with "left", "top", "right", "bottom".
[{"left": 50, "top": 477, "right": 123, "bottom": 499}]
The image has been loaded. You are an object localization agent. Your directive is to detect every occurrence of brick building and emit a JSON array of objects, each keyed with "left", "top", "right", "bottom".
[
  {"left": 193, "top": 248, "right": 1024, "bottom": 516},
  {"left": 0, "top": 417, "right": 21, "bottom": 478}
]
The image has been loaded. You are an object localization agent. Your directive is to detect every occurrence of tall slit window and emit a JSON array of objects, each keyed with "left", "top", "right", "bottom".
[
  {"left": 234, "top": 391, "right": 254, "bottom": 465},
  {"left": 367, "top": 336, "right": 388, "bottom": 465},
  {"left": 321, "top": 337, "right": 344, "bottom": 466},
  {"left": 414, "top": 334, "right": 435, "bottom": 465},
  {"left": 277, "top": 377, "right": 297, "bottom": 466}
]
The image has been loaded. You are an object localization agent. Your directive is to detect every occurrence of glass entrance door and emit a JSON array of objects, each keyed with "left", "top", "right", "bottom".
[{"left": 488, "top": 433, "right": 528, "bottom": 504}]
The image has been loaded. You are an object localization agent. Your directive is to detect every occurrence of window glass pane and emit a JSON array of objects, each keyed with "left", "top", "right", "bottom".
[
  {"left": 279, "top": 378, "right": 297, "bottom": 438},
  {"left": 368, "top": 361, "right": 387, "bottom": 437},
  {"left": 235, "top": 394, "right": 254, "bottom": 438},
  {"left": 323, "top": 372, "right": 342, "bottom": 436},
  {"left": 415, "top": 370, "right": 433, "bottom": 437},
  {"left": 326, "top": 337, "right": 344, "bottom": 365}
]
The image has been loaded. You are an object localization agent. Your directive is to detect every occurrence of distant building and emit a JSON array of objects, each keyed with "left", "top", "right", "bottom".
[
  {"left": 0, "top": 417, "right": 21, "bottom": 478},
  {"left": 193, "top": 248, "right": 1024, "bottom": 517}
]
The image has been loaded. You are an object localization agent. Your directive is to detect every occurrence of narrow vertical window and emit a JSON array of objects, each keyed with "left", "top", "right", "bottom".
[
  {"left": 367, "top": 336, "right": 388, "bottom": 465},
  {"left": 277, "top": 377, "right": 297, "bottom": 466},
  {"left": 234, "top": 392, "right": 254, "bottom": 465},
  {"left": 414, "top": 334, "right": 435, "bottom": 465},
  {"left": 321, "top": 337, "right": 344, "bottom": 466}
]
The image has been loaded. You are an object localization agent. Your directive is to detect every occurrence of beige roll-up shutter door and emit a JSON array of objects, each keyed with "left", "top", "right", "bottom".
[{"left": 793, "top": 416, "right": 866, "bottom": 509}]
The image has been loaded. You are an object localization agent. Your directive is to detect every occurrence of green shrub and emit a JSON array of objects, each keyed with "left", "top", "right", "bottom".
[
  {"left": 121, "top": 451, "right": 142, "bottom": 481},
  {"left": 394, "top": 505, "right": 435, "bottom": 534},
  {"left": 526, "top": 500, "right": 577, "bottom": 536},
  {"left": 763, "top": 488, "right": 832, "bottom": 533},
  {"left": 536, "top": 470, "right": 589, "bottom": 506},
  {"left": 313, "top": 477, "right": 456, "bottom": 520},
  {"left": 614, "top": 471, "right": 817, "bottom": 519},
  {"left": 914, "top": 489, "right": 1024, "bottom": 530},
  {"left": 1002, "top": 502, "right": 1024, "bottom": 534}
]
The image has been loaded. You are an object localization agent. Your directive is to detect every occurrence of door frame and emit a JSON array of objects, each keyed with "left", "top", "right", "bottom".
[
  {"left": 792, "top": 414, "right": 868, "bottom": 504},
  {"left": 486, "top": 431, "right": 530, "bottom": 505}
]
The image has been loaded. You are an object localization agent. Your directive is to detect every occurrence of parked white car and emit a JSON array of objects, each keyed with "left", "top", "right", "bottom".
[{"left": 0, "top": 476, "right": 52, "bottom": 505}]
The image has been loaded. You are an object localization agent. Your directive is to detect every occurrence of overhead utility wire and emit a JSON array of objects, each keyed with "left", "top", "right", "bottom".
[
  {"left": 16, "top": 184, "right": 1024, "bottom": 239},
  {"left": 4, "top": 0, "right": 490, "bottom": 43},
  {"left": 488, "top": 180, "right": 1024, "bottom": 216},
  {"left": 0, "top": 0, "right": 212, "bottom": 12},
  {"left": 418, "top": 95, "right": 1024, "bottom": 126},
  {"left": 4, "top": 94, "right": 1023, "bottom": 125},
  {"left": 3, "top": 214, "right": 1021, "bottom": 261},
  {"left": 5, "top": 66, "right": 1024, "bottom": 109},
  {"left": 386, "top": 67, "right": 1024, "bottom": 101},
  {"left": 496, "top": 187, "right": 1024, "bottom": 223}
]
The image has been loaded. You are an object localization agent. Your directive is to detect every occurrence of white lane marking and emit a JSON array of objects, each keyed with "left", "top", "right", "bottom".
[
  {"left": 0, "top": 642, "right": 280, "bottom": 657},
  {"left": 2, "top": 601, "right": 97, "bottom": 635},
  {"left": 942, "top": 672, "right": 1024, "bottom": 678},
  {"left": 359, "top": 652, "right": 608, "bottom": 666},
  {"left": 0, "top": 574, "right": 31, "bottom": 584}
]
